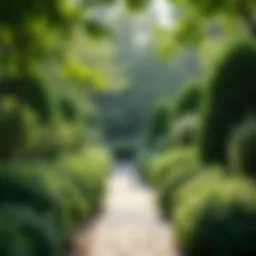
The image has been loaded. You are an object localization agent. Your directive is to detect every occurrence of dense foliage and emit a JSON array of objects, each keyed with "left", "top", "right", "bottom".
[
  {"left": 228, "top": 117, "right": 256, "bottom": 178},
  {"left": 200, "top": 41, "right": 256, "bottom": 164},
  {"left": 0, "top": 147, "right": 112, "bottom": 255},
  {"left": 0, "top": 48, "right": 113, "bottom": 256},
  {"left": 0, "top": 77, "right": 53, "bottom": 123},
  {"left": 151, "top": 147, "right": 201, "bottom": 216},
  {"left": 170, "top": 114, "right": 200, "bottom": 146},
  {"left": 146, "top": 100, "right": 171, "bottom": 149},
  {"left": 139, "top": 28, "right": 256, "bottom": 254},
  {"left": 172, "top": 79, "right": 202, "bottom": 118},
  {"left": 174, "top": 170, "right": 256, "bottom": 256}
]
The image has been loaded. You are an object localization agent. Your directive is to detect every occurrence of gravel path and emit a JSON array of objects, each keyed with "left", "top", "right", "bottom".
[{"left": 72, "top": 163, "right": 179, "bottom": 256}]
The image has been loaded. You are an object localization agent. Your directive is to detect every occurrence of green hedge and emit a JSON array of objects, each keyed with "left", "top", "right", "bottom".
[
  {"left": 0, "top": 77, "right": 54, "bottom": 123},
  {"left": 228, "top": 117, "right": 256, "bottom": 178},
  {"left": 150, "top": 147, "right": 198, "bottom": 186},
  {"left": 146, "top": 100, "right": 171, "bottom": 149},
  {"left": 173, "top": 79, "right": 202, "bottom": 118},
  {"left": 149, "top": 147, "right": 201, "bottom": 217},
  {"left": 136, "top": 148, "right": 154, "bottom": 182},
  {"left": 170, "top": 114, "right": 200, "bottom": 147},
  {"left": 111, "top": 139, "right": 139, "bottom": 160},
  {"left": 0, "top": 205, "right": 60, "bottom": 256},
  {"left": 174, "top": 169, "right": 256, "bottom": 256},
  {"left": 200, "top": 41, "right": 256, "bottom": 164},
  {"left": 0, "top": 145, "right": 112, "bottom": 255}
]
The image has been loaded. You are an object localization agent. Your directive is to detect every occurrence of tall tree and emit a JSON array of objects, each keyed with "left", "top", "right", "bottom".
[{"left": 157, "top": 0, "right": 256, "bottom": 52}]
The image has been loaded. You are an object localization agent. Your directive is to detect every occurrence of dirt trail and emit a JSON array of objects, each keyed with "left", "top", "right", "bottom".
[{"left": 72, "top": 163, "right": 179, "bottom": 256}]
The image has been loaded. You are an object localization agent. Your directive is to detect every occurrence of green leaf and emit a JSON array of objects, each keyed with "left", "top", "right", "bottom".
[
  {"left": 61, "top": 59, "right": 107, "bottom": 89},
  {"left": 85, "top": 19, "right": 111, "bottom": 39},
  {"left": 125, "top": 0, "right": 152, "bottom": 11}
]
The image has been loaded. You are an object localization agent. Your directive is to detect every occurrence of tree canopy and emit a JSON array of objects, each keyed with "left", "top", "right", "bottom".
[{"left": 156, "top": 0, "right": 256, "bottom": 54}]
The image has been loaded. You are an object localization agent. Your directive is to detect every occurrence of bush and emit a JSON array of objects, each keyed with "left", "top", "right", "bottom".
[
  {"left": 228, "top": 116, "right": 256, "bottom": 177},
  {"left": 0, "top": 205, "right": 60, "bottom": 256},
  {"left": 0, "top": 163, "right": 56, "bottom": 213},
  {"left": 200, "top": 41, "right": 256, "bottom": 164},
  {"left": 136, "top": 148, "right": 154, "bottom": 182},
  {"left": 111, "top": 139, "right": 138, "bottom": 160},
  {"left": 170, "top": 114, "right": 200, "bottom": 147},
  {"left": 150, "top": 147, "right": 201, "bottom": 217},
  {"left": 60, "top": 96, "right": 79, "bottom": 121},
  {"left": 0, "top": 97, "right": 40, "bottom": 162},
  {"left": 146, "top": 100, "right": 171, "bottom": 149},
  {"left": 158, "top": 166, "right": 201, "bottom": 218},
  {"left": 0, "top": 210, "right": 31, "bottom": 256},
  {"left": 150, "top": 147, "right": 198, "bottom": 186},
  {"left": 46, "top": 172, "right": 90, "bottom": 234},
  {"left": 174, "top": 169, "right": 256, "bottom": 256},
  {"left": 57, "top": 146, "right": 112, "bottom": 214},
  {"left": 0, "top": 76, "right": 54, "bottom": 123},
  {"left": 173, "top": 79, "right": 202, "bottom": 118},
  {"left": 42, "top": 145, "right": 112, "bottom": 232},
  {"left": 0, "top": 145, "right": 112, "bottom": 254}
]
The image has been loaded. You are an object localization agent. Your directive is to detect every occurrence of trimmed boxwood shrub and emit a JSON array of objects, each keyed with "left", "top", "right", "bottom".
[
  {"left": 173, "top": 79, "right": 202, "bottom": 118},
  {"left": 57, "top": 146, "right": 112, "bottom": 214},
  {"left": 200, "top": 41, "right": 256, "bottom": 164},
  {"left": 174, "top": 169, "right": 256, "bottom": 256},
  {"left": 0, "top": 210, "right": 32, "bottom": 256},
  {"left": 0, "top": 205, "right": 60, "bottom": 256},
  {"left": 60, "top": 96, "right": 79, "bottom": 121},
  {"left": 0, "top": 163, "right": 57, "bottom": 213},
  {"left": 150, "top": 147, "right": 201, "bottom": 217},
  {"left": 44, "top": 168, "right": 90, "bottom": 232},
  {"left": 228, "top": 116, "right": 256, "bottom": 178},
  {"left": 0, "top": 144, "right": 112, "bottom": 254},
  {"left": 170, "top": 114, "right": 200, "bottom": 147},
  {"left": 136, "top": 148, "right": 154, "bottom": 182},
  {"left": 146, "top": 100, "right": 172, "bottom": 149},
  {"left": 150, "top": 147, "right": 198, "bottom": 187},
  {"left": 158, "top": 166, "right": 201, "bottom": 218}
]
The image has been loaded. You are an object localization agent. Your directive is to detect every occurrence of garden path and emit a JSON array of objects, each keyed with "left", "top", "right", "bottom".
[{"left": 72, "top": 162, "right": 179, "bottom": 256}]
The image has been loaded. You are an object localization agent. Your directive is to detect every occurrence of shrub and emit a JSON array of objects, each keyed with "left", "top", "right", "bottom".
[
  {"left": 19, "top": 119, "right": 90, "bottom": 161},
  {"left": 146, "top": 100, "right": 172, "bottom": 149},
  {"left": 150, "top": 147, "right": 201, "bottom": 216},
  {"left": 0, "top": 76, "right": 53, "bottom": 123},
  {"left": 0, "top": 145, "right": 112, "bottom": 253},
  {"left": 44, "top": 168, "right": 90, "bottom": 232},
  {"left": 200, "top": 41, "right": 256, "bottom": 164},
  {"left": 0, "top": 210, "right": 31, "bottom": 256},
  {"left": 170, "top": 114, "right": 200, "bottom": 147},
  {"left": 158, "top": 166, "right": 201, "bottom": 218},
  {"left": 56, "top": 146, "right": 112, "bottom": 214},
  {"left": 228, "top": 116, "right": 256, "bottom": 177},
  {"left": 0, "top": 97, "right": 42, "bottom": 162},
  {"left": 60, "top": 96, "right": 79, "bottom": 121},
  {"left": 136, "top": 148, "right": 154, "bottom": 182},
  {"left": 59, "top": 90, "right": 89, "bottom": 123},
  {"left": 174, "top": 170, "right": 256, "bottom": 256},
  {"left": 150, "top": 147, "right": 198, "bottom": 187},
  {"left": 0, "top": 163, "right": 57, "bottom": 213},
  {"left": 0, "top": 205, "right": 60, "bottom": 256},
  {"left": 111, "top": 139, "right": 138, "bottom": 160},
  {"left": 173, "top": 79, "right": 202, "bottom": 117}
]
